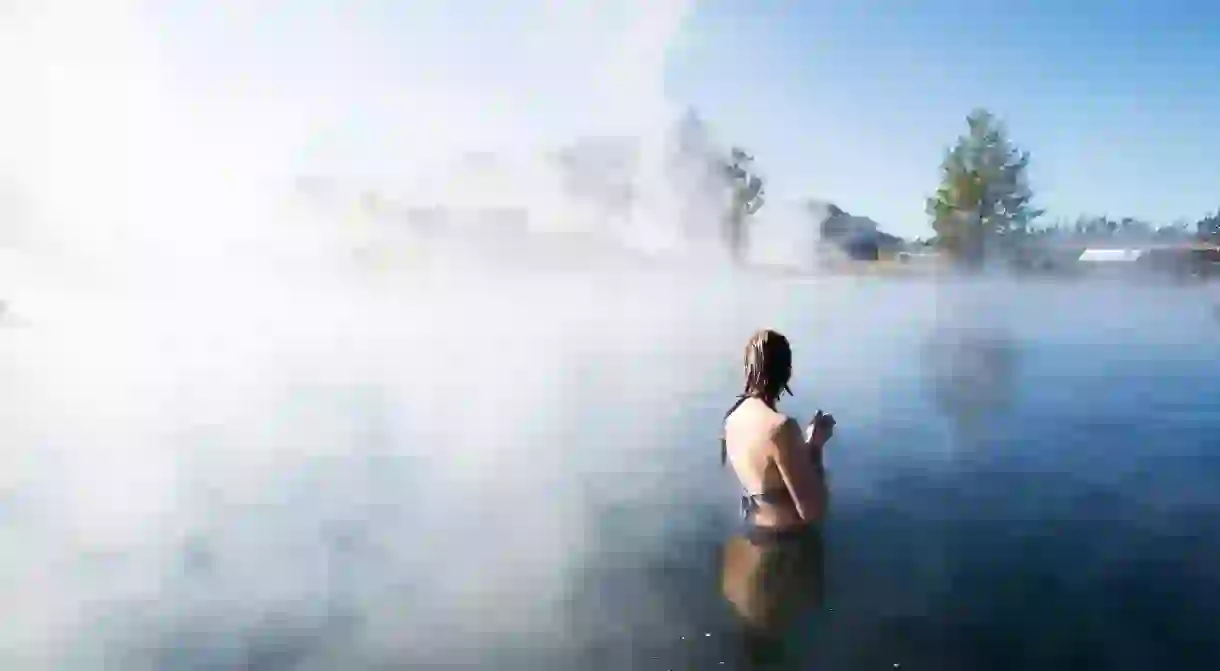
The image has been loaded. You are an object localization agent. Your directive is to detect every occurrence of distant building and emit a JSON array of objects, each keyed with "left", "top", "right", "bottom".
[
  {"left": 808, "top": 200, "right": 905, "bottom": 262},
  {"left": 1078, "top": 248, "right": 1145, "bottom": 263},
  {"left": 1132, "top": 243, "right": 1220, "bottom": 278},
  {"left": 1013, "top": 240, "right": 1220, "bottom": 278}
]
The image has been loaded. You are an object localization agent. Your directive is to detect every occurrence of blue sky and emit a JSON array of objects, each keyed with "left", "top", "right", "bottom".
[
  {"left": 125, "top": 1, "right": 1220, "bottom": 241},
  {"left": 667, "top": 1, "right": 1220, "bottom": 237}
]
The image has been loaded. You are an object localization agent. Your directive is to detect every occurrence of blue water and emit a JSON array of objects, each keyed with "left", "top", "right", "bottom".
[
  {"left": 27, "top": 277, "right": 1220, "bottom": 670},
  {"left": 548, "top": 281, "right": 1220, "bottom": 669}
]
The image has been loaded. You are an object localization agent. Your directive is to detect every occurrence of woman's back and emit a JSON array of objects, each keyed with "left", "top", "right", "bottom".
[
  {"left": 724, "top": 398, "right": 784, "bottom": 480},
  {"left": 725, "top": 399, "right": 808, "bottom": 529}
]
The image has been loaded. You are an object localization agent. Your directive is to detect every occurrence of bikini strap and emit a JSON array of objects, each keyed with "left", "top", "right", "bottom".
[{"left": 717, "top": 395, "right": 746, "bottom": 468}]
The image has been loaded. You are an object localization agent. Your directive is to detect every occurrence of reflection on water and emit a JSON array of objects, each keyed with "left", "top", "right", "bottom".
[
  {"left": 8, "top": 280, "right": 1220, "bottom": 669},
  {"left": 922, "top": 324, "right": 1020, "bottom": 446},
  {"left": 536, "top": 286, "right": 1220, "bottom": 670},
  {"left": 720, "top": 528, "right": 826, "bottom": 668}
]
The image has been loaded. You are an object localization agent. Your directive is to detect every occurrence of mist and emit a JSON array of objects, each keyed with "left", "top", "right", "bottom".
[
  {"left": 6, "top": 1, "right": 1220, "bottom": 668},
  {"left": 0, "top": 1, "right": 771, "bottom": 667}
]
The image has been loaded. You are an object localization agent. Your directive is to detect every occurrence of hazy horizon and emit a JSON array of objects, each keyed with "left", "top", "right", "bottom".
[{"left": 4, "top": 3, "right": 1220, "bottom": 668}]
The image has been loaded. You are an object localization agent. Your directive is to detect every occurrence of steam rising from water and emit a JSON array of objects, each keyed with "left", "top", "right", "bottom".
[
  {"left": 0, "top": 1, "right": 778, "bottom": 667},
  {"left": 7, "top": 2, "right": 1220, "bottom": 668}
]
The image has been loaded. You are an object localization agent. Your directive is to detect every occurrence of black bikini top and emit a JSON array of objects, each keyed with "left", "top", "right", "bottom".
[{"left": 722, "top": 393, "right": 793, "bottom": 519}]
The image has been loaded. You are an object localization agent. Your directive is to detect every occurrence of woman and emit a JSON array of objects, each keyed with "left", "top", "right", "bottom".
[
  {"left": 721, "top": 329, "right": 834, "bottom": 530},
  {"left": 719, "top": 329, "right": 836, "bottom": 664}
]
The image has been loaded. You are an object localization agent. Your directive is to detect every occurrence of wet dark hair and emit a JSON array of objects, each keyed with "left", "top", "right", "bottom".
[{"left": 721, "top": 329, "right": 794, "bottom": 464}]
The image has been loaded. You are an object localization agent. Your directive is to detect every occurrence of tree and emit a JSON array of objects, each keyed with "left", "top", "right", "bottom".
[
  {"left": 926, "top": 109, "right": 1042, "bottom": 267},
  {"left": 664, "top": 109, "right": 766, "bottom": 262},
  {"left": 722, "top": 147, "right": 765, "bottom": 263},
  {"left": 1159, "top": 219, "right": 1194, "bottom": 241},
  {"left": 1197, "top": 210, "right": 1220, "bottom": 242}
]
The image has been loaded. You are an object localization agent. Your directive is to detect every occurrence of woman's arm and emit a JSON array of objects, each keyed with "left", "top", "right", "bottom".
[
  {"left": 772, "top": 418, "right": 828, "bottom": 523},
  {"left": 807, "top": 441, "right": 826, "bottom": 474},
  {"left": 804, "top": 411, "right": 835, "bottom": 469}
]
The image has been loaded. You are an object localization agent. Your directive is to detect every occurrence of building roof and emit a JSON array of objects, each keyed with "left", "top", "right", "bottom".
[{"left": 1078, "top": 248, "right": 1145, "bottom": 262}]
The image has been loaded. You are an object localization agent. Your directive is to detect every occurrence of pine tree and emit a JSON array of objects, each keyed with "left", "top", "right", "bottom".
[{"left": 927, "top": 109, "right": 1042, "bottom": 267}]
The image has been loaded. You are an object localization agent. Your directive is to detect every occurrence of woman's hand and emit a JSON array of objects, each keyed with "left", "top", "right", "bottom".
[{"left": 807, "top": 410, "right": 836, "bottom": 449}]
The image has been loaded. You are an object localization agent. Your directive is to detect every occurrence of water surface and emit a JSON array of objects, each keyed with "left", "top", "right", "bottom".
[
  {"left": 5, "top": 276, "right": 1220, "bottom": 670},
  {"left": 555, "top": 278, "right": 1220, "bottom": 669}
]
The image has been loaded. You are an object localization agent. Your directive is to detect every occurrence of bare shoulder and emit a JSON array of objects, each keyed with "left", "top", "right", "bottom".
[
  {"left": 726, "top": 401, "right": 793, "bottom": 446},
  {"left": 726, "top": 398, "right": 770, "bottom": 427},
  {"left": 768, "top": 415, "right": 802, "bottom": 447}
]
